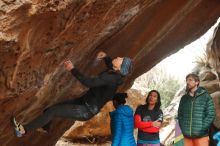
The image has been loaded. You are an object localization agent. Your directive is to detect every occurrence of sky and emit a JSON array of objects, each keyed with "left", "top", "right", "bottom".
[
  {"left": 160, "top": 39, "right": 206, "bottom": 80},
  {"left": 156, "top": 18, "right": 219, "bottom": 81}
]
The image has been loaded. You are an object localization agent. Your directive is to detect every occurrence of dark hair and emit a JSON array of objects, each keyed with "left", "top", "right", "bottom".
[
  {"left": 186, "top": 73, "right": 200, "bottom": 85},
  {"left": 145, "top": 90, "right": 161, "bottom": 111},
  {"left": 113, "top": 93, "right": 128, "bottom": 105}
]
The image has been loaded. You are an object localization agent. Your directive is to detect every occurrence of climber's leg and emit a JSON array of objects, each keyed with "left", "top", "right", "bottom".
[{"left": 24, "top": 104, "right": 93, "bottom": 132}]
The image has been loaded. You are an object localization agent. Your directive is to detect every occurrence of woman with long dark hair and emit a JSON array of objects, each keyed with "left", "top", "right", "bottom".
[{"left": 134, "top": 90, "right": 163, "bottom": 146}]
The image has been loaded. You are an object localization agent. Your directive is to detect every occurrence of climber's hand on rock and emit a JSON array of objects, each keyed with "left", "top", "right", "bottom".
[
  {"left": 96, "top": 51, "right": 107, "bottom": 60},
  {"left": 64, "top": 59, "right": 74, "bottom": 71}
]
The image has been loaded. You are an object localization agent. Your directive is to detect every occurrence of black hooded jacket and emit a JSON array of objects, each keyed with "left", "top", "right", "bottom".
[{"left": 71, "top": 57, "right": 124, "bottom": 112}]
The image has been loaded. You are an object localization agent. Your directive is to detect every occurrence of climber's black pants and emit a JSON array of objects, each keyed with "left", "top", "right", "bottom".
[{"left": 24, "top": 98, "right": 97, "bottom": 132}]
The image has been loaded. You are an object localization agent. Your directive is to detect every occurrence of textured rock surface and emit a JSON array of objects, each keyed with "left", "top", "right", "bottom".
[{"left": 0, "top": 0, "right": 220, "bottom": 146}]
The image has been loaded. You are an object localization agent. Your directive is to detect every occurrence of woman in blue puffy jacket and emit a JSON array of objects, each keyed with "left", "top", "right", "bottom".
[{"left": 109, "top": 93, "right": 136, "bottom": 146}]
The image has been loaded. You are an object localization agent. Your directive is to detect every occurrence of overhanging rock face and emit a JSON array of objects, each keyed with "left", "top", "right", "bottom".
[{"left": 0, "top": 0, "right": 220, "bottom": 146}]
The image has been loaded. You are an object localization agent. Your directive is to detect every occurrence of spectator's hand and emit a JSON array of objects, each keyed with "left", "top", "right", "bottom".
[
  {"left": 64, "top": 59, "right": 74, "bottom": 71},
  {"left": 152, "top": 121, "right": 162, "bottom": 128},
  {"left": 96, "top": 51, "right": 107, "bottom": 60}
]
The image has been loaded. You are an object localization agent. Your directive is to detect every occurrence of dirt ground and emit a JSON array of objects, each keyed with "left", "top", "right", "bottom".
[{"left": 56, "top": 138, "right": 111, "bottom": 146}]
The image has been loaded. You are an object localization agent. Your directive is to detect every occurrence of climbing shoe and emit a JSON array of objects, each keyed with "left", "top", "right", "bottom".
[{"left": 11, "top": 116, "right": 25, "bottom": 137}]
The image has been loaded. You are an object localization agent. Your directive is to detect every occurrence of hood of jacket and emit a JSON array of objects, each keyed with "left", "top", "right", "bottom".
[
  {"left": 110, "top": 105, "right": 133, "bottom": 117},
  {"left": 186, "top": 86, "right": 208, "bottom": 97}
]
